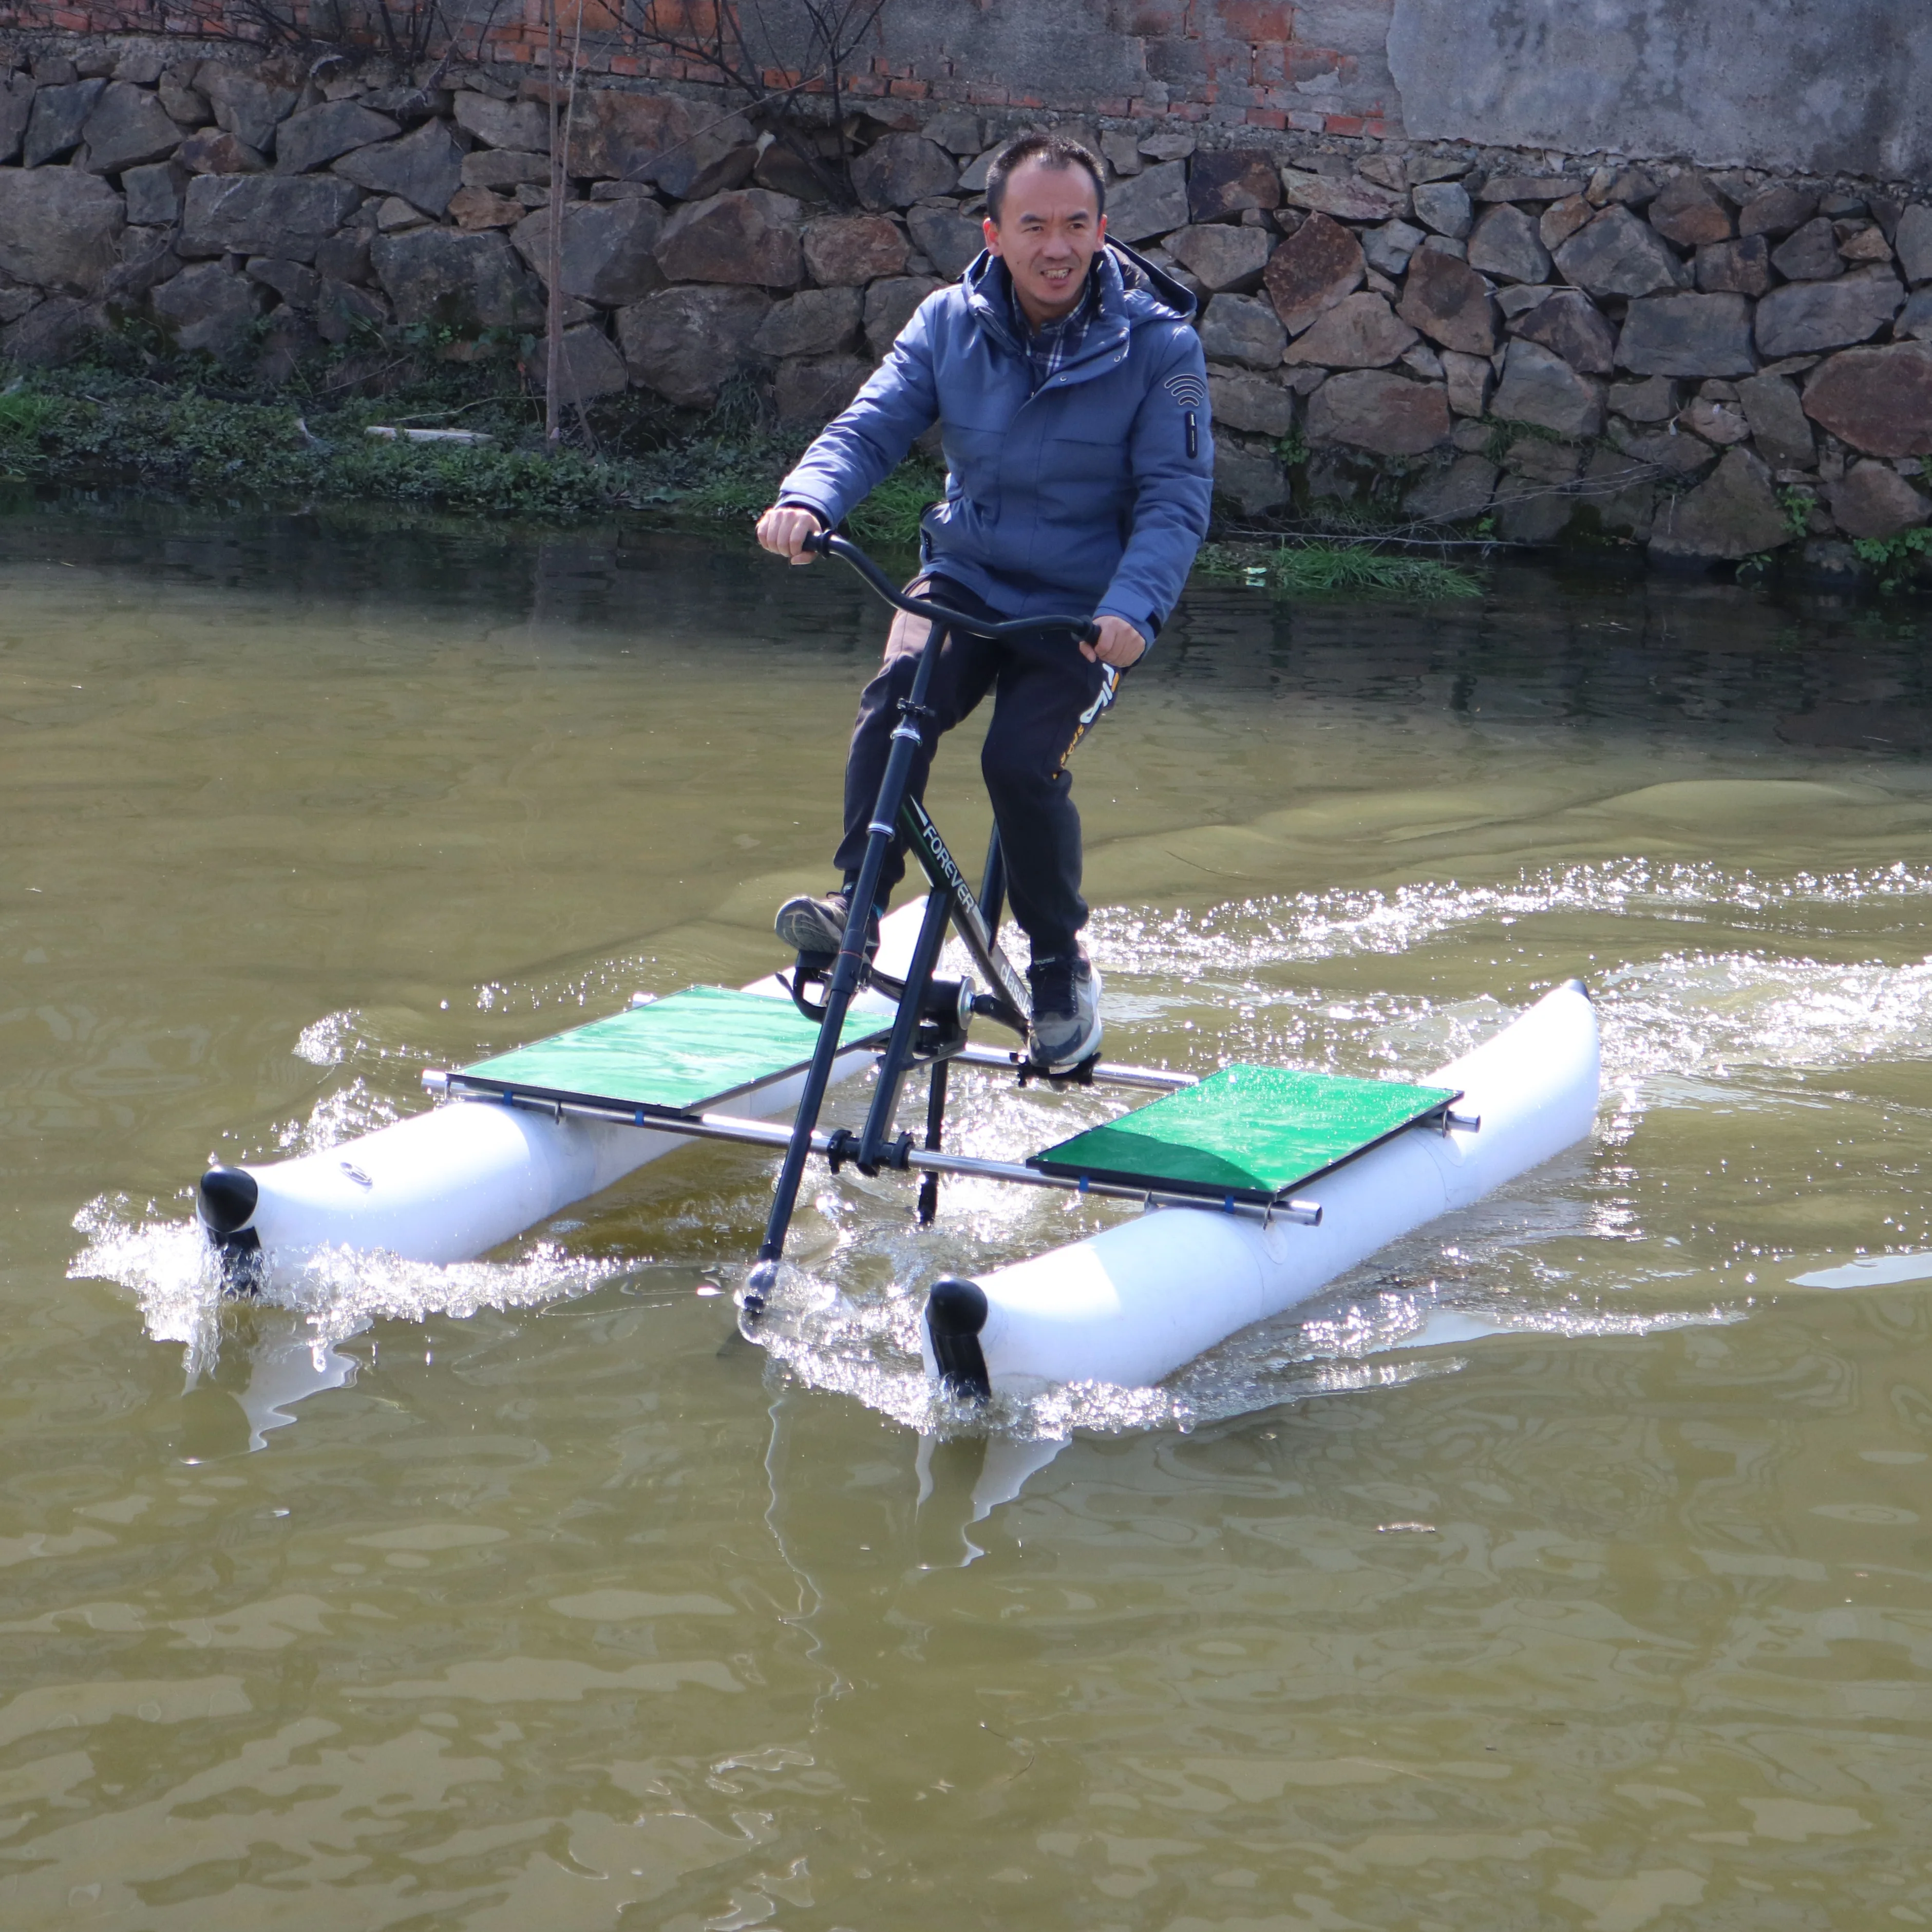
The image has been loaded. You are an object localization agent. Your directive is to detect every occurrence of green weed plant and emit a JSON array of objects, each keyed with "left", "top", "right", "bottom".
[
  {"left": 1851, "top": 525, "right": 1932, "bottom": 593},
  {"left": 1197, "top": 540, "right": 1485, "bottom": 600}
]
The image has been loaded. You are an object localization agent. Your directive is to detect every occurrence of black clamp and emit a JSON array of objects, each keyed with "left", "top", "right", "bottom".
[
  {"left": 1016, "top": 1051, "right": 1100, "bottom": 1090},
  {"left": 851, "top": 1131, "right": 915, "bottom": 1179}
]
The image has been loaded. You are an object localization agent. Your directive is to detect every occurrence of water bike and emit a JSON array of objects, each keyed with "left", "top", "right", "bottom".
[{"left": 194, "top": 536, "right": 1601, "bottom": 1399}]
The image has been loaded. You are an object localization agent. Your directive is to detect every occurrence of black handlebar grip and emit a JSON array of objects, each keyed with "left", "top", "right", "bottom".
[{"left": 787, "top": 527, "right": 1098, "bottom": 642}]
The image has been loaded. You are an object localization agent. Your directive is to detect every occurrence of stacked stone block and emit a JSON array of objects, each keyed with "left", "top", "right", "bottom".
[{"left": 2, "top": 33, "right": 1931, "bottom": 571}]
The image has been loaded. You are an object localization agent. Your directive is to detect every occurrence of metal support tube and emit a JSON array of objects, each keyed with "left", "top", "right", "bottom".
[
  {"left": 899, "top": 794, "right": 1030, "bottom": 1032},
  {"left": 746, "top": 649, "right": 943, "bottom": 1306},
  {"left": 857, "top": 883, "right": 954, "bottom": 1172},
  {"left": 916, "top": 1056, "right": 948, "bottom": 1227},
  {"left": 947, "top": 1044, "right": 1198, "bottom": 1091},
  {"left": 888, "top": 1145, "right": 1322, "bottom": 1225},
  {"left": 428, "top": 1048, "right": 1200, "bottom": 1103},
  {"left": 978, "top": 828, "right": 1006, "bottom": 942},
  {"left": 442, "top": 1090, "right": 1322, "bottom": 1227}
]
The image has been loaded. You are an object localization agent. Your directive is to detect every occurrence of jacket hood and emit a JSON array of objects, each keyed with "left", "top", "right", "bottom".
[
  {"left": 960, "top": 237, "right": 1198, "bottom": 338},
  {"left": 1105, "top": 237, "right": 1199, "bottom": 324}
]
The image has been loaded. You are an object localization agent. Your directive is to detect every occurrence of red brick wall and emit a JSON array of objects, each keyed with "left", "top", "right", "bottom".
[{"left": 0, "top": 0, "right": 1402, "bottom": 136}]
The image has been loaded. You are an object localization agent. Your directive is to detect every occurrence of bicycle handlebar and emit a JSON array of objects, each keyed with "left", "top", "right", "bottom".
[{"left": 801, "top": 529, "right": 1101, "bottom": 646}]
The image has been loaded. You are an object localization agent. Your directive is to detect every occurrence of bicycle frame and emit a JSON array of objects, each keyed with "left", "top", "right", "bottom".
[{"left": 742, "top": 533, "right": 1102, "bottom": 1313}]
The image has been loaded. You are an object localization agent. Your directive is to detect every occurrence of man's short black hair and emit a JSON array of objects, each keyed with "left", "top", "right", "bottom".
[{"left": 984, "top": 132, "right": 1106, "bottom": 225}]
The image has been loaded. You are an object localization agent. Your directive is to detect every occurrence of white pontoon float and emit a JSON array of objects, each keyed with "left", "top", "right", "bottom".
[{"left": 195, "top": 538, "right": 1601, "bottom": 1399}]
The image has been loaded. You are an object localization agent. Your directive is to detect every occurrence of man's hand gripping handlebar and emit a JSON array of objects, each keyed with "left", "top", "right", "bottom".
[
  {"left": 755, "top": 502, "right": 825, "bottom": 565},
  {"left": 755, "top": 514, "right": 1144, "bottom": 665}
]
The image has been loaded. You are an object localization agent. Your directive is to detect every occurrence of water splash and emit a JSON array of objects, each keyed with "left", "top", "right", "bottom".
[
  {"left": 294, "top": 1009, "right": 361, "bottom": 1067},
  {"left": 272, "top": 1076, "right": 401, "bottom": 1158},
  {"left": 1087, "top": 858, "right": 1932, "bottom": 979},
  {"left": 73, "top": 855, "right": 1932, "bottom": 1440},
  {"left": 72, "top": 1195, "right": 231, "bottom": 1372},
  {"left": 756, "top": 859, "right": 1932, "bottom": 1438},
  {"left": 1597, "top": 951, "right": 1932, "bottom": 1088},
  {"left": 70, "top": 1193, "right": 626, "bottom": 1376}
]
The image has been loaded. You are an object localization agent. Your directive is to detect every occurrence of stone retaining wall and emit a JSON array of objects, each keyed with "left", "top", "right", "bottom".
[{"left": 3, "top": 31, "right": 1932, "bottom": 571}]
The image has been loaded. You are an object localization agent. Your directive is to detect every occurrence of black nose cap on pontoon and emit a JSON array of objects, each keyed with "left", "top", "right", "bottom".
[
  {"left": 926, "top": 1277, "right": 991, "bottom": 1403},
  {"left": 1563, "top": 976, "right": 1591, "bottom": 1000},
  {"left": 197, "top": 1166, "right": 259, "bottom": 1237}
]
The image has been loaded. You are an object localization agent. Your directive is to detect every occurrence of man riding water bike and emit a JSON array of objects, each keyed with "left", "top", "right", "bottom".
[{"left": 757, "top": 132, "right": 1213, "bottom": 1072}]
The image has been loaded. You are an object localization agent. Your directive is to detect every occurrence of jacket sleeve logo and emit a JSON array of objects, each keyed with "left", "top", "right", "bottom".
[{"left": 1162, "top": 373, "right": 1207, "bottom": 460}]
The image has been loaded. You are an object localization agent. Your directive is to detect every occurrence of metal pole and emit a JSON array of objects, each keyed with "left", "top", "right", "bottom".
[
  {"left": 898, "top": 793, "right": 1030, "bottom": 1030},
  {"left": 946, "top": 1044, "right": 1197, "bottom": 1091},
  {"left": 430, "top": 1044, "right": 1196, "bottom": 1105},
  {"left": 856, "top": 883, "right": 953, "bottom": 1172},
  {"left": 904, "top": 821, "right": 1006, "bottom": 1224},
  {"left": 744, "top": 604, "right": 946, "bottom": 1311},
  {"left": 979, "top": 826, "right": 1006, "bottom": 939},
  {"left": 916, "top": 1056, "right": 948, "bottom": 1226},
  {"left": 438, "top": 1089, "right": 1323, "bottom": 1227}
]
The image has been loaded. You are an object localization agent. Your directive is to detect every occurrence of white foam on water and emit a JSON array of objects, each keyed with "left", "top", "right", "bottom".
[
  {"left": 1597, "top": 952, "right": 1932, "bottom": 1086},
  {"left": 69, "top": 1193, "right": 626, "bottom": 1380},
  {"left": 1087, "top": 858, "right": 1932, "bottom": 977},
  {"left": 293, "top": 1009, "right": 362, "bottom": 1068},
  {"left": 73, "top": 856, "right": 1932, "bottom": 1442},
  {"left": 272, "top": 1076, "right": 401, "bottom": 1158},
  {"left": 71, "top": 1195, "right": 232, "bottom": 1371},
  {"left": 760, "top": 859, "right": 1932, "bottom": 1438}
]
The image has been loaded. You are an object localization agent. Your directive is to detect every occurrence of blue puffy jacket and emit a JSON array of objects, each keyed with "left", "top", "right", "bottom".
[{"left": 777, "top": 240, "right": 1214, "bottom": 640}]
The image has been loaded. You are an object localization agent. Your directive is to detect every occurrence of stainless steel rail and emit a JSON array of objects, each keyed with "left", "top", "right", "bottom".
[
  {"left": 945, "top": 1044, "right": 1198, "bottom": 1091},
  {"left": 420, "top": 1072, "right": 1322, "bottom": 1226}
]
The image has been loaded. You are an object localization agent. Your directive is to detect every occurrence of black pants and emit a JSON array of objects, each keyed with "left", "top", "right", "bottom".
[{"left": 832, "top": 577, "right": 1119, "bottom": 960}]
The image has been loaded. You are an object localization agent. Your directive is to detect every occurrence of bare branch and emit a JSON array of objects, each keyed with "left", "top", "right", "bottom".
[
  {"left": 159, "top": 0, "right": 461, "bottom": 65},
  {"left": 615, "top": 0, "right": 902, "bottom": 200}
]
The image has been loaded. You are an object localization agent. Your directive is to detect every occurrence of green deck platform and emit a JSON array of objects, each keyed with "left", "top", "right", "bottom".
[
  {"left": 1029, "top": 1064, "right": 1459, "bottom": 1203},
  {"left": 450, "top": 987, "right": 891, "bottom": 1119}
]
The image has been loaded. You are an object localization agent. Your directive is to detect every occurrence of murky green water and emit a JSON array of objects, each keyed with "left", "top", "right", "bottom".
[{"left": 7, "top": 496, "right": 1932, "bottom": 1928}]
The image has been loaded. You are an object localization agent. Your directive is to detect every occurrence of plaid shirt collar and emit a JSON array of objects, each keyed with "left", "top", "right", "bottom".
[{"left": 1006, "top": 254, "right": 1110, "bottom": 393}]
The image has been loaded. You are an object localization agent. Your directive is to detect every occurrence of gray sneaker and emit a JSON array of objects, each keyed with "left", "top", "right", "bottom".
[
  {"left": 775, "top": 888, "right": 879, "bottom": 961},
  {"left": 1027, "top": 945, "right": 1103, "bottom": 1073}
]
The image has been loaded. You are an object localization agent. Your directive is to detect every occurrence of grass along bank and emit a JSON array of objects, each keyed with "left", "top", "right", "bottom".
[
  {"left": 0, "top": 351, "right": 1487, "bottom": 598},
  {"left": 1196, "top": 540, "right": 1485, "bottom": 599},
  {"left": 0, "top": 347, "right": 942, "bottom": 544}
]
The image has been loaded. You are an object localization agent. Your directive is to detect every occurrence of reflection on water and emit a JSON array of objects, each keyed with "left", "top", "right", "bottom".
[{"left": 7, "top": 495, "right": 1932, "bottom": 1926}]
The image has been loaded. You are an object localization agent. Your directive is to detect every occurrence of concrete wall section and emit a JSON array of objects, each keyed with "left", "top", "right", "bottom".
[
  {"left": 0, "top": 1, "right": 1406, "bottom": 139},
  {"left": 9, "top": 3, "right": 1932, "bottom": 180},
  {"left": 859, "top": 0, "right": 1400, "bottom": 132},
  {"left": 866, "top": 0, "right": 1149, "bottom": 110},
  {"left": 1388, "top": 0, "right": 1932, "bottom": 179}
]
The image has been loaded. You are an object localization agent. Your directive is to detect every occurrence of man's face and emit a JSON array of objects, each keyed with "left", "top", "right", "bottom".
[{"left": 984, "top": 159, "right": 1107, "bottom": 324}]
